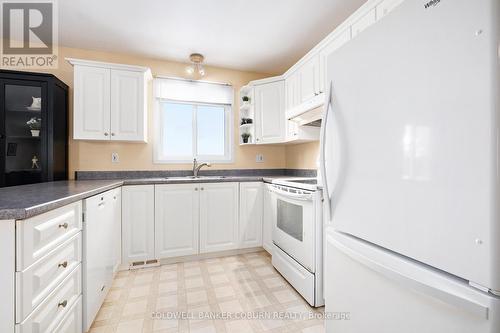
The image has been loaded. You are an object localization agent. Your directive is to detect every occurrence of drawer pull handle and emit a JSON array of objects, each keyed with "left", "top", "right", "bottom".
[
  {"left": 58, "top": 261, "right": 68, "bottom": 268},
  {"left": 98, "top": 202, "right": 105, "bottom": 207},
  {"left": 58, "top": 223, "right": 68, "bottom": 229},
  {"left": 58, "top": 300, "right": 68, "bottom": 308},
  {"left": 101, "top": 285, "right": 105, "bottom": 291}
]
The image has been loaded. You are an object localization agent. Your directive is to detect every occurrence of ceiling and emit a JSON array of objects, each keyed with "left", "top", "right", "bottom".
[{"left": 59, "top": 0, "right": 366, "bottom": 75}]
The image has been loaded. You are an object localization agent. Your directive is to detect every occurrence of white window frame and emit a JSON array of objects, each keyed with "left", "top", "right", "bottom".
[{"left": 154, "top": 99, "right": 234, "bottom": 163}]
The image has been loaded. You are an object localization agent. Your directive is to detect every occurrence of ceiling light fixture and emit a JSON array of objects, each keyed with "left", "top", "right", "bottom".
[{"left": 186, "top": 53, "right": 205, "bottom": 77}]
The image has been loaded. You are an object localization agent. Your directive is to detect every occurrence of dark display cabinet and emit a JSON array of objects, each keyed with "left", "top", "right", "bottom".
[{"left": 0, "top": 70, "right": 68, "bottom": 187}]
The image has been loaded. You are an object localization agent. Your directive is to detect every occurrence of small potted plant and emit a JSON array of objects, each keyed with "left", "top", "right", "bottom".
[
  {"left": 242, "top": 96, "right": 250, "bottom": 103},
  {"left": 26, "top": 117, "right": 41, "bottom": 137},
  {"left": 241, "top": 133, "right": 251, "bottom": 144}
]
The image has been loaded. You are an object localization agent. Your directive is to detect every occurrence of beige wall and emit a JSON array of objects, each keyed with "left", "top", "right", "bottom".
[
  {"left": 14, "top": 46, "right": 291, "bottom": 178},
  {"left": 285, "top": 142, "right": 319, "bottom": 170},
  {"left": 7, "top": 45, "right": 319, "bottom": 177}
]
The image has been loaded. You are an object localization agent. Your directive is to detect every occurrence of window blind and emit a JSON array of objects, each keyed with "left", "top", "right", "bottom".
[{"left": 154, "top": 77, "right": 233, "bottom": 105}]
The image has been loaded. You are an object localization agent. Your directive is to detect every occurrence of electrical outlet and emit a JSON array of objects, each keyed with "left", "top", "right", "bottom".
[
  {"left": 256, "top": 154, "right": 264, "bottom": 163},
  {"left": 111, "top": 152, "right": 119, "bottom": 163}
]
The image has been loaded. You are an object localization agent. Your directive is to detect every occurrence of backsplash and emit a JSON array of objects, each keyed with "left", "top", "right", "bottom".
[{"left": 75, "top": 169, "right": 317, "bottom": 180}]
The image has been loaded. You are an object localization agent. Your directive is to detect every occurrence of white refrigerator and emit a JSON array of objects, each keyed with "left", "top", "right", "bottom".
[{"left": 320, "top": 0, "right": 500, "bottom": 332}]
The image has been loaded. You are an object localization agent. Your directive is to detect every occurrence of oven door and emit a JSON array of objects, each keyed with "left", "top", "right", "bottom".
[{"left": 271, "top": 185, "right": 315, "bottom": 272}]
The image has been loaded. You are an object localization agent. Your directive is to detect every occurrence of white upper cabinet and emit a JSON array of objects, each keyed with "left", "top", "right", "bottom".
[
  {"left": 254, "top": 79, "right": 285, "bottom": 144},
  {"left": 155, "top": 184, "right": 199, "bottom": 258},
  {"left": 239, "top": 182, "right": 263, "bottom": 249},
  {"left": 110, "top": 70, "right": 147, "bottom": 141},
  {"left": 297, "top": 54, "right": 321, "bottom": 103},
  {"left": 73, "top": 66, "right": 110, "bottom": 140},
  {"left": 67, "top": 58, "right": 151, "bottom": 142},
  {"left": 285, "top": 71, "right": 299, "bottom": 111},
  {"left": 199, "top": 183, "right": 239, "bottom": 253}
]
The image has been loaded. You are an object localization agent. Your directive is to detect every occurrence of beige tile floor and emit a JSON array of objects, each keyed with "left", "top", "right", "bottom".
[{"left": 90, "top": 251, "right": 325, "bottom": 333}]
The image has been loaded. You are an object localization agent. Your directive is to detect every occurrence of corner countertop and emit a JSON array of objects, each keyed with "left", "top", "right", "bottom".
[{"left": 0, "top": 176, "right": 279, "bottom": 220}]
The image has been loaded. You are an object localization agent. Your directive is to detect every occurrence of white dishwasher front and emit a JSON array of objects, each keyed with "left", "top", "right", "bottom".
[{"left": 83, "top": 189, "right": 115, "bottom": 331}]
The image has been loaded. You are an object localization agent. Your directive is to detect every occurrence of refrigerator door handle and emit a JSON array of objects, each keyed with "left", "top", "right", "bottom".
[
  {"left": 320, "top": 81, "right": 333, "bottom": 219},
  {"left": 329, "top": 233, "right": 490, "bottom": 319}
]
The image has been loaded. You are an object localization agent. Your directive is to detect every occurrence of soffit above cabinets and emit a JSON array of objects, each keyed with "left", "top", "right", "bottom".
[{"left": 58, "top": 0, "right": 366, "bottom": 74}]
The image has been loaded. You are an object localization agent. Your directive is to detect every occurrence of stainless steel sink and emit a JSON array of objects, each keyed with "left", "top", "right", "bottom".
[{"left": 164, "top": 176, "right": 227, "bottom": 181}]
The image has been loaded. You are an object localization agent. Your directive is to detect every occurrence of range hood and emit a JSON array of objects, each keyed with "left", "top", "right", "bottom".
[{"left": 286, "top": 93, "right": 324, "bottom": 127}]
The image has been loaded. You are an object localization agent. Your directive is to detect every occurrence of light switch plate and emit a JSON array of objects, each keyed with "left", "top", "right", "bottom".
[
  {"left": 256, "top": 154, "right": 264, "bottom": 163},
  {"left": 111, "top": 152, "right": 119, "bottom": 163}
]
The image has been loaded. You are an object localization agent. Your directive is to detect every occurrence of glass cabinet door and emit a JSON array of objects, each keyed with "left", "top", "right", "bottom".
[{"left": 2, "top": 80, "right": 47, "bottom": 186}]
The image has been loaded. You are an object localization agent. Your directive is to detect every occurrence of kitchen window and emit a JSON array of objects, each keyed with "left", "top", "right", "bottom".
[{"left": 154, "top": 78, "right": 233, "bottom": 163}]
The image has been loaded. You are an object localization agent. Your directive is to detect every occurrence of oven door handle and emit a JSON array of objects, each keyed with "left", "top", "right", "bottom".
[{"left": 270, "top": 187, "right": 313, "bottom": 201}]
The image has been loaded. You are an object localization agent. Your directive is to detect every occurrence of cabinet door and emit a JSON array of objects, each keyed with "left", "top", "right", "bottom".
[
  {"left": 199, "top": 183, "right": 239, "bottom": 253},
  {"left": 351, "top": 8, "right": 377, "bottom": 38},
  {"left": 298, "top": 54, "right": 321, "bottom": 103},
  {"left": 155, "top": 184, "right": 199, "bottom": 258},
  {"left": 239, "top": 182, "right": 263, "bottom": 248},
  {"left": 319, "top": 28, "right": 351, "bottom": 93},
  {"left": 73, "top": 65, "right": 110, "bottom": 140},
  {"left": 111, "top": 188, "right": 122, "bottom": 273},
  {"left": 254, "top": 80, "right": 285, "bottom": 144},
  {"left": 110, "top": 70, "right": 147, "bottom": 142},
  {"left": 262, "top": 184, "right": 276, "bottom": 254},
  {"left": 122, "top": 185, "right": 155, "bottom": 264},
  {"left": 83, "top": 191, "right": 114, "bottom": 330},
  {"left": 285, "top": 71, "right": 299, "bottom": 111}
]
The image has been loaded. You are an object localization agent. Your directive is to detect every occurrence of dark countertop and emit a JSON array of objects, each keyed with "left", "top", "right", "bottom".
[
  {"left": 0, "top": 180, "right": 123, "bottom": 220},
  {"left": 0, "top": 176, "right": 274, "bottom": 220}
]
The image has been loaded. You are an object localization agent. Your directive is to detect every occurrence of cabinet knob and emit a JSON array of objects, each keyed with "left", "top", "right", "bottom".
[
  {"left": 104, "top": 132, "right": 109, "bottom": 136},
  {"left": 201, "top": 187, "right": 204, "bottom": 191},
  {"left": 58, "top": 300, "right": 68, "bottom": 308},
  {"left": 58, "top": 261, "right": 68, "bottom": 268},
  {"left": 195, "top": 188, "right": 198, "bottom": 191},
  {"left": 0, "top": 134, "right": 4, "bottom": 139},
  {"left": 58, "top": 223, "right": 68, "bottom": 229},
  {"left": 111, "top": 133, "right": 115, "bottom": 136}
]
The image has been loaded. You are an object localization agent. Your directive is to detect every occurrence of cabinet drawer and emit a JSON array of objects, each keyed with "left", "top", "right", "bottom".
[
  {"left": 16, "top": 233, "right": 82, "bottom": 322},
  {"left": 54, "top": 295, "right": 82, "bottom": 333},
  {"left": 16, "top": 265, "right": 82, "bottom": 333},
  {"left": 16, "top": 201, "right": 82, "bottom": 271}
]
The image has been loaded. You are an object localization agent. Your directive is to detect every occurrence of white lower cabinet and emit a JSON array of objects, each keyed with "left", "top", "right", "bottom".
[
  {"left": 54, "top": 296, "right": 82, "bottom": 333},
  {"left": 111, "top": 188, "right": 122, "bottom": 273},
  {"left": 122, "top": 185, "right": 155, "bottom": 264},
  {"left": 155, "top": 184, "right": 200, "bottom": 258},
  {"left": 16, "top": 234, "right": 82, "bottom": 320},
  {"left": 83, "top": 190, "right": 116, "bottom": 332},
  {"left": 16, "top": 265, "right": 82, "bottom": 333},
  {"left": 199, "top": 183, "right": 240, "bottom": 253},
  {"left": 263, "top": 184, "right": 276, "bottom": 254},
  {"left": 239, "top": 182, "right": 263, "bottom": 248}
]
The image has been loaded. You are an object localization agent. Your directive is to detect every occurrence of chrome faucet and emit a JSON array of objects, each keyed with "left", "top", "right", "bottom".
[{"left": 192, "top": 158, "right": 211, "bottom": 178}]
